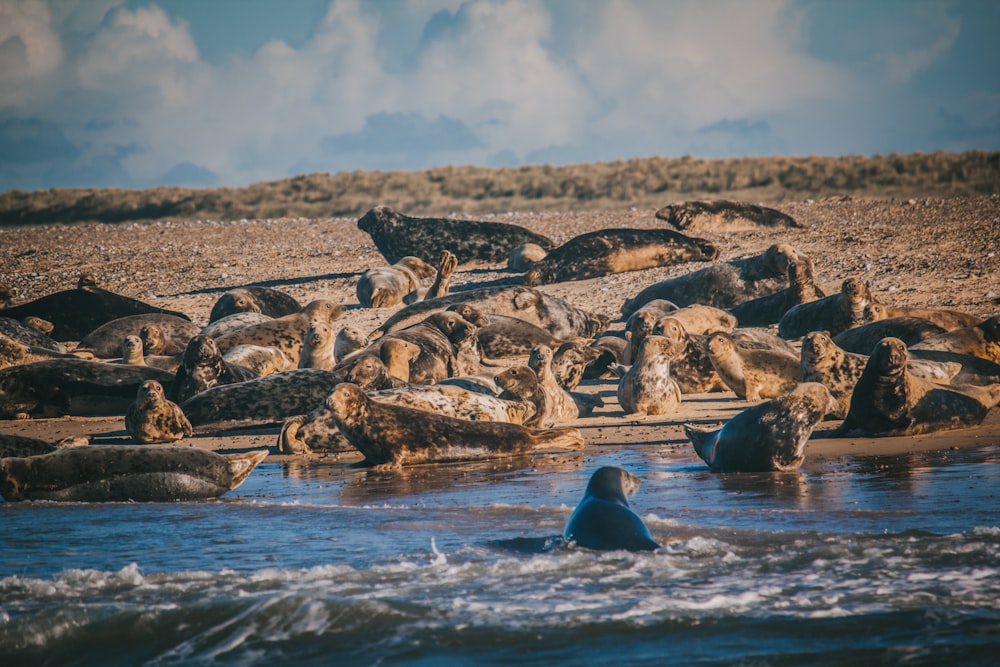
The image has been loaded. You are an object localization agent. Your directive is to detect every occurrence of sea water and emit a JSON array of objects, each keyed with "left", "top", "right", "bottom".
[{"left": 2, "top": 444, "right": 998, "bottom": 665}]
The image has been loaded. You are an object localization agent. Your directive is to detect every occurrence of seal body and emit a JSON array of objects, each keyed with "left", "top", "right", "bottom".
[
  {"left": 551, "top": 341, "right": 602, "bottom": 390},
  {"left": 465, "top": 311, "right": 565, "bottom": 359},
  {"left": 864, "top": 303, "right": 980, "bottom": 332},
  {"left": 208, "top": 286, "right": 301, "bottom": 322},
  {"left": 617, "top": 335, "right": 683, "bottom": 416},
  {"left": 563, "top": 467, "right": 660, "bottom": 552},
  {"left": 778, "top": 278, "right": 876, "bottom": 340},
  {"left": 706, "top": 331, "right": 800, "bottom": 401},
  {"left": 170, "top": 334, "right": 258, "bottom": 403},
  {"left": 0, "top": 434, "right": 87, "bottom": 459},
  {"left": 222, "top": 344, "right": 291, "bottom": 376},
  {"left": 912, "top": 316, "right": 1000, "bottom": 363},
  {"left": 508, "top": 243, "right": 548, "bottom": 271},
  {"left": 75, "top": 315, "right": 200, "bottom": 359},
  {"left": 0, "top": 316, "right": 67, "bottom": 352},
  {"left": 356, "top": 256, "right": 437, "bottom": 309},
  {"left": 213, "top": 300, "right": 345, "bottom": 365},
  {"left": 371, "top": 311, "right": 480, "bottom": 384},
  {"left": 731, "top": 258, "right": 825, "bottom": 327},
  {"left": 831, "top": 316, "right": 947, "bottom": 355},
  {"left": 521, "top": 228, "right": 719, "bottom": 286},
  {"left": 0, "top": 332, "right": 92, "bottom": 370},
  {"left": 125, "top": 379, "right": 193, "bottom": 444},
  {"left": 298, "top": 322, "right": 338, "bottom": 370},
  {"left": 656, "top": 200, "right": 801, "bottom": 231},
  {"left": 530, "top": 344, "right": 603, "bottom": 420},
  {"left": 655, "top": 317, "right": 727, "bottom": 394},
  {"left": 200, "top": 312, "right": 274, "bottom": 339},
  {"left": 684, "top": 383, "right": 833, "bottom": 472},
  {"left": 495, "top": 366, "right": 551, "bottom": 427},
  {"left": 0, "top": 446, "right": 267, "bottom": 502},
  {"left": 357, "top": 205, "right": 554, "bottom": 266}
]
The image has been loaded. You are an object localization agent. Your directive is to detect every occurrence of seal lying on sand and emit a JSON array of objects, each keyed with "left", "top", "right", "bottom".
[
  {"left": 706, "top": 331, "right": 800, "bottom": 401},
  {"left": 326, "top": 382, "right": 583, "bottom": 468},
  {"left": 0, "top": 332, "right": 93, "bottom": 370},
  {"left": 684, "top": 383, "right": 834, "bottom": 472},
  {"left": 831, "top": 316, "right": 947, "bottom": 355},
  {"left": 125, "top": 380, "right": 193, "bottom": 444},
  {"left": 864, "top": 302, "right": 981, "bottom": 332},
  {"left": 213, "top": 300, "right": 345, "bottom": 365},
  {"left": 551, "top": 341, "right": 603, "bottom": 390},
  {"left": 521, "top": 228, "right": 719, "bottom": 286},
  {"left": 209, "top": 286, "right": 301, "bottom": 323},
  {"left": 654, "top": 317, "right": 727, "bottom": 394},
  {"left": 530, "top": 344, "right": 604, "bottom": 420},
  {"left": 912, "top": 316, "right": 1000, "bottom": 363},
  {"left": 778, "top": 278, "right": 876, "bottom": 340},
  {"left": 618, "top": 335, "right": 683, "bottom": 416},
  {"left": 731, "top": 258, "right": 826, "bottom": 327},
  {"left": 836, "top": 337, "right": 1000, "bottom": 437},
  {"left": 170, "top": 334, "right": 258, "bottom": 403},
  {"left": 656, "top": 200, "right": 801, "bottom": 231},
  {"left": 357, "top": 205, "right": 554, "bottom": 266},
  {"left": 0, "top": 446, "right": 267, "bottom": 502},
  {"left": 563, "top": 467, "right": 660, "bottom": 552},
  {"left": 494, "top": 366, "right": 550, "bottom": 427},
  {"left": 0, "top": 316, "right": 67, "bottom": 352},
  {"left": 222, "top": 344, "right": 291, "bottom": 376},
  {"left": 200, "top": 312, "right": 274, "bottom": 339},
  {"left": 74, "top": 314, "right": 200, "bottom": 359},
  {"left": 508, "top": 243, "right": 548, "bottom": 271},
  {"left": 356, "top": 256, "right": 437, "bottom": 308},
  {"left": 0, "top": 433, "right": 87, "bottom": 458},
  {"left": 369, "top": 311, "right": 480, "bottom": 384}
]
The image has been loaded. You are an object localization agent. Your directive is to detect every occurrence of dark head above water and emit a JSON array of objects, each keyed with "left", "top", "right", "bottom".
[{"left": 563, "top": 466, "right": 661, "bottom": 552}]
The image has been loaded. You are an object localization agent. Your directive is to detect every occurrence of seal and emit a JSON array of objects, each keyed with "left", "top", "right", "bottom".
[
  {"left": 373, "top": 285, "right": 609, "bottom": 341},
  {"left": 460, "top": 309, "right": 566, "bottom": 359},
  {"left": 125, "top": 379, "right": 193, "bottom": 444},
  {"left": 74, "top": 314, "right": 200, "bottom": 360},
  {"left": 617, "top": 335, "right": 683, "bottom": 416},
  {"left": 656, "top": 200, "right": 802, "bottom": 231},
  {"left": 684, "top": 383, "right": 834, "bottom": 472},
  {"left": 654, "top": 317, "right": 727, "bottom": 394},
  {"left": 357, "top": 205, "right": 554, "bottom": 266},
  {"left": 326, "top": 382, "right": 583, "bottom": 469},
  {"left": 0, "top": 316, "right": 67, "bottom": 352},
  {"left": 170, "top": 334, "right": 259, "bottom": 404},
  {"left": 911, "top": 316, "right": 1000, "bottom": 363},
  {"left": 583, "top": 336, "right": 628, "bottom": 380},
  {"left": 622, "top": 243, "right": 804, "bottom": 316},
  {"left": 730, "top": 328, "right": 799, "bottom": 357},
  {"left": 140, "top": 323, "right": 188, "bottom": 356},
  {"left": 836, "top": 337, "right": 1000, "bottom": 437},
  {"left": 521, "top": 228, "right": 719, "bottom": 286},
  {"left": 623, "top": 309, "right": 662, "bottom": 365},
  {"left": 831, "top": 316, "right": 947, "bottom": 355},
  {"left": 551, "top": 340, "right": 603, "bottom": 390},
  {"left": 0, "top": 283, "right": 13, "bottom": 310},
  {"left": 508, "top": 243, "right": 548, "bottom": 271},
  {"left": 222, "top": 344, "right": 291, "bottom": 376},
  {"left": 22, "top": 316, "right": 54, "bottom": 335},
  {"left": 0, "top": 433, "right": 88, "bottom": 458},
  {"left": 0, "top": 358, "right": 175, "bottom": 419},
  {"left": 208, "top": 286, "right": 301, "bottom": 323},
  {"left": 494, "top": 366, "right": 551, "bottom": 427},
  {"left": 529, "top": 344, "right": 604, "bottom": 420},
  {"left": 356, "top": 256, "right": 437, "bottom": 308},
  {"left": 114, "top": 334, "right": 179, "bottom": 372},
  {"left": 731, "top": 258, "right": 826, "bottom": 327},
  {"left": 706, "top": 331, "right": 800, "bottom": 401},
  {"left": 334, "top": 326, "right": 370, "bottom": 363},
  {"left": 0, "top": 275, "right": 191, "bottom": 341},
  {"left": 200, "top": 312, "right": 274, "bottom": 339},
  {"left": 298, "top": 322, "right": 338, "bottom": 370},
  {"left": 371, "top": 311, "right": 480, "bottom": 384},
  {"left": 563, "top": 466, "right": 660, "bottom": 552},
  {"left": 0, "top": 446, "right": 268, "bottom": 502},
  {"left": 667, "top": 304, "right": 738, "bottom": 336},
  {"left": 778, "top": 277, "right": 876, "bottom": 340},
  {"left": 0, "top": 332, "right": 94, "bottom": 371},
  {"left": 179, "top": 368, "right": 344, "bottom": 431},
  {"left": 213, "top": 299, "right": 346, "bottom": 366},
  {"left": 864, "top": 302, "right": 981, "bottom": 332},
  {"left": 344, "top": 352, "right": 411, "bottom": 391}
]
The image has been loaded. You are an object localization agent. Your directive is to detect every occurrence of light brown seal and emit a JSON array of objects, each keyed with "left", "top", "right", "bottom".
[
  {"left": 494, "top": 366, "right": 550, "bottom": 427},
  {"left": 836, "top": 337, "right": 1000, "bottom": 437},
  {"left": 864, "top": 302, "right": 981, "bottom": 332},
  {"left": 298, "top": 322, "right": 338, "bottom": 370},
  {"left": 125, "top": 379, "right": 193, "bottom": 444},
  {"left": 656, "top": 200, "right": 802, "bottom": 231},
  {"left": 74, "top": 314, "right": 200, "bottom": 359},
  {"left": 213, "top": 299, "right": 345, "bottom": 365},
  {"left": 508, "top": 243, "right": 548, "bottom": 271},
  {"left": 200, "top": 312, "right": 274, "bottom": 339},
  {"left": 344, "top": 352, "right": 410, "bottom": 391},
  {"left": 357, "top": 205, "right": 554, "bottom": 266},
  {"left": 0, "top": 446, "right": 267, "bottom": 502},
  {"left": 140, "top": 323, "right": 188, "bottom": 356},
  {"left": 170, "top": 334, "right": 259, "bottom": 404},
  {"left": 222, "top": 344, "right": 291, "bottom": 376},
  {"left": 778, "top": 277, "right": 876, "bottom": 340},
  {"left": 529, "top": 344, "right": 603, "bottom": 420},
  {"left": 617, "top": 335, "right": 683, "bottom": 416},
  {"left": 521, "top": 228, "right": 719, "bottom": 286},
  {"left": 334, "top": 326, "right": 370, "bottom": 363},
  {"left": 654, "top": 317, "right": 727, "bottom": 394},
  {"left": 563, "top": 467, "right": 660, "bottom": 552},
  {"left": 0, "top": 316, "right": 67, "bottom": 352},
  {"left": 0, "top": 332, "right": 93, "bottom": 370},
  {"left": 356, "top": 256, "right": 437, "bottom": 308},
  {"left": 371, "top": 311, "right": 480, "bottom": 384},
  {"left": 684, "top": 383, "right": 834, "bottom": 472},
  {"left": 911, "top": 316, "right": 1000, "bottom": 363},
  {"left": 731, "top": 258, "right": 826, "bottom": 327},
  {"left": 706, "top": 331, "right": 800, "bottom": 401},
  {"left": 831, "top": 316, "right": 947, "bottom": 355},
  {"left": 113, "top": 334, "right": 179, "bottom": 372},
  {"left": 326, "top": 382, "right": 583, "bottom": 469},
  {"left": 208, "top": 286, "right": 301, "bottom": 323}
]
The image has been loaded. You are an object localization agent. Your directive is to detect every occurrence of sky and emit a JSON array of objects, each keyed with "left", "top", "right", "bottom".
[{"left": 1, "top": 0, "right": 998, "bottom": 192}]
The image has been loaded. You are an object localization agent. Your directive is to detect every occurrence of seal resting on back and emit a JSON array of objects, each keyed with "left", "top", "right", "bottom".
[
  {"left": 125, "top": 379, "right": 193, "bottom": 444},
  {"left": 356, "top": 256, "right": 437, "bottom": 309},
  {"left": 684, "top": 383, "right": 834, "bottom": 472},
  {"left": 0, "top": 446, "right": 267, "bottom": 502},
  {"left": 836, "top": 337, "right": 1000, "bottom": 437},
  {"left": 656, "top": 200, "right": 801, "bottom": 231},
  {"left": 327, "top": 382, "right": 583, "bottom": 469},
  {"left": 563, "top": 467, "right": 660, "bottom": 552},
  {"left": 208, "top": 286, "right": 301, "bottom": 323},
  {"left": 357, "top": 205, "right": 554, "bottom": 266},
  {"left": 521, "top": 228, "right": 719, "bottom": 286}
]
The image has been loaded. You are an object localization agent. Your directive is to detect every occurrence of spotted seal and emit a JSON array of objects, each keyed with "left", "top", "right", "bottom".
[
  {"left": 508, "top": 243, "right": 548, "bottom": 271},
  {"left": 0, "top": 433, "right": 88, "bottom": 459},
  {"left": 200, "top": 312, "right": 274, "bottom": 339},
  {"left": 114, "top": 334, "right": 179, "bottom": 372},
  {"left": 831, "top": 316, "right": 947, "bottom": 355},
  {"left": 343, "top": 352, "right": 410, "bottom": 391},
  {"left": 213, "top": 299, "right": 345, "bottom": 365},
  {"left": 140, "top": 323, "right": 188, "bottom": 356},
  {"left": 73, "top": 314, "right": 200, "bottom": 359},
  {"left": 125, "top": 379, "right": 193, "bottom": 444},
  {"left": 222, "top": 344, "right": 291, "bottom": 376},
  {"left": 170, "top": 334, "right": 258, "bottom": 404},
  {"left": 684, "top": 383, "right": 834, "bottom": 472},
  {"left": 731, "top": 258, "right": 826, "bottom": 327},
  {"left": 460, "top": 309, "right": 565, "bottom": 359},
  {"left": 298, "top": 322, "right": 338, "bottom": 370},
  {"left": 356, "top": 256, "right": 437, "bottom": 309},
  {"left": 521, "top": 228, "right": 719, "bottom": 286},
  {"left": 0, "top": 332, "right": 93, "bottom": 371},
  {"left": 864, "top": 302, "right": 981, "bottom": 332},
  {"left": 358, "top": 205, "right": 554, "bottom": 266},
  {"left": 0, "top": 316, "right": 67, "bottom": 352},
  {"left": 654, "top": 317, "right": 727, "bottom": 394},
  {"left": 911, "top": 316, "right": 1000, "bottom": 363},
  {"left": 334, "top": 327, "right": 370, "bottom": 363},
  {"left": 656, "top": 200, "right": 802, "bottom": 231},
  {"left": 622, "top": 243, "right": 804, "bottom": 316},
  {"left": 208, "top": 286, "right": 301, "bottom": 323},
  {"left": 326, "top": 382, "right": 583, "bottom": 469},
  {"left": 551, "top": 341, "right": 603, "bottom": 390},
  {"left": 563, "top": 467, "right": 660, "bottom": 552},
  {"left": 494, "top": 366, "right": 550, "bottom": 427},
  {"left": 836, "top": 337, "right": 1000, "bottom": 437},
  {"left": 369, "top": 311, "right": 480, "bottom": 384},
  {"left": 529, "top": 344, "right": 603, "bottom": 420},
  {"left": 0, "top": 446, "right": 268, "bottom": 502},
  {"left": 583, "top": 336, "right": 628, "bottom": 380},
  {"left": 778, "top": 277, "right": 876, "bottom": 340},
  {"left": 617, "top": 335, "right": 683, "bottom": 416},
  {"left": 706, "top": 331, "right": 800, "bottom": 401}
]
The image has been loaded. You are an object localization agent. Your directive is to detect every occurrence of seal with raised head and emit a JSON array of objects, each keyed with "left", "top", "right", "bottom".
[
  {"left": 494, "top": 366, "right": 550, "bottom": 427},
  {"left": 563, "top": 466, "right": 660, "bottom": 552},
  {"left": 836, "top": 337, "right": 1000, "bottom": 437},
  {"left": 778, "top": 277, "right": 876, "bottom": 340},
  {"left": 125, "top": 379, "right": 193, "bottom": 444},
  {"left": 508, "top": 243, "right": 548, "bottom": 272},
  {"left": 656, "top": 200, "right": 801, "bottom": 231},
  {"left": 617, "top": 335, "right": 683, "bottom": 416},
  {"left": 654, "top": 317, "right": 727, "bottom": 394},
  {"left": 912, "top": 316, "right": 1000, "bottom": 363},
  {"left": 831, "top": 316, "right": 947, "bottom": 355},
  {"left": 208, "top": 286, "right": 301, "bottom": 323},
  {"left": 864, "top": 302, "right": 981, "bottom": 332},
  {"left": 326, "top": 382, "right": 583, "bottom": 468},
  {"left": 731, "top": 258, "right": 826, "bottom": 327},
  {"left": 622, "top": 243, "right": 804, "bottom": 316},
  {"left": 114, "top": 334, "right": 179, "bottom": 372},
  {"left": 0, "top": 332, "right": 93, "bottom": 371},
  {"left": 170, "top": 334, "right": 258, "bottom": 404},
  {"left": 0, "top": 275, "right": 191, "bottom": 342},
  {"left": 0, "top": 316, "right": 67, "bottom": 352},
  {"left": 356, "top": 256, "right": 437, "bottom": 309},
  {"left": 0, "top": 446, "right": 267, "bottom": 502},
  {"left": 200, "top": 312, "right": 274, "bottom": 339},
  {"left": 684, "top": 383, "right": 834, "bottom": 472},
  {"left": 344, "top": 352, "right": 410, "bottom": 391},
  {"left": 140, "top": 323, "right": 188, "bottom": 356},
  {"left": 213, "top": 299, "right": 346, "bottom": 366},
  {"left": 334, "top": 326, "right": 370, "bottom": 363},
  {"left": 521, "top": 228, "right": 719, "bottom": 286},
  {"left": 706, "top": 331, "right": 800, "bottom": 401},
  {"left": 298, "top": 322, "right": 338, "bottom": 370},
  {"left": 530, "top": 344, "right": 603, "bottom": 420},
  {"left": 371, "top": 311, "right": 480, "bottom": 384},
  {"left": 74, "top": 314, "right": 200, "bottom": 359},
  {"left": 358, "top": 205, "right": 554, "bottom": 266},
  {"left": 551, "top": 340, "right": 603, "bottom": 390}
]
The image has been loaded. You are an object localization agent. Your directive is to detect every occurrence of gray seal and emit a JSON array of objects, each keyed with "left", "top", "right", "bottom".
[
  {"left": 125, "top": 379, "right": 193, "bottom": 444},
  {"left": 656, "top": 200, "right": 802, "bottom": 231},
  {"left": 778, "top": 277, "right": 876, "bottom": 340},
  {"left": 563, "top": 466, "right": 660, "bottom": 552},
  {"left": 617, "top": 335, "right": 683, "bottom": 416},
  {"left": 170, "top": 334, "right": 259, "bottom": 404},
  {"left": 208, "top": 286, "right": 301, "bottom": 323},
  {"left": 831, "top": 316, "right": 947, "bottom": 355},
  {"left": 74, "top": 314, "right": 200, "bottom": 359},
  {"left": 356, "top": 256, "right": 437, "bottom": 308}
]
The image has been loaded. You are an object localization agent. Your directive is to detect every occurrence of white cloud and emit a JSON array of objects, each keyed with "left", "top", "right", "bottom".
[
  {"left": 880, "top": 10, "right": 961, "bottom": 84},
  {"left": 0, "top": 0, "right": 63, "bottom": 105}
]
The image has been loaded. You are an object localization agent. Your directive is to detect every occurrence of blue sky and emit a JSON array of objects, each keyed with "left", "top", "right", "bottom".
[{"left": 1, "top": 0, "right": 997, "bottom": 192}]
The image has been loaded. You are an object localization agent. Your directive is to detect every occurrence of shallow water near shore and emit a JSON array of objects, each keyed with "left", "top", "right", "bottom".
[{"left": 2, "top": 443, "right": 999, "bottom": 666}]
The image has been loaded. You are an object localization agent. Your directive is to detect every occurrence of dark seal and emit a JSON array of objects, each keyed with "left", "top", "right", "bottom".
[
  {"left": 563, "top": 466, "right": 660, "bottom": 552},
  {"left": 656, "top": 200, "right": 802, "bottom": 231},
  {"left": 208, "top": 286, "right": 302, "bottom": 323},
  {"left": 169, "top": 334, "right": 259, "bottom": 404},
  {"left": 125, "top": 379, "right": 193, "bottom": 444}
]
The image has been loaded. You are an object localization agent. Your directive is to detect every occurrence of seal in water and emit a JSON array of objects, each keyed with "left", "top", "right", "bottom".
[
  {"left": 0, "top": 446, "right": 268, "bottom": 502},
  {"left": 326, "top": 382, "right": 583, "bottom": 468},
  {"left": 521, "top": 228, "right": 719, "bottom": 286},
  {"left": 170, "top": 334, "right": 258, "bottom": 404},
  {"left": 208, "top": 286, "right": 301, "bottom": 323},
  {"left": 356, "top": 256, "right": 437, "bottom": 308},
  {"left": 706, "top": 331, "right": 800, "bottom": 401},
  {"left": 778, "top": 277, "right": 876, "bottom": 340},
  {"left": 836, "top": 337, "right": 1000, "bottom": 437},
  {"left": 656, "top": 200, "right": 802, "bottom": 231},
  {"left": 617, "top": 335, "right": 683, "bottom": 416},
  {"left": 74, "top": 314, "right": 200, "bottom": 360},
  {"left": 125, "top": 379, "right": 193, "bottom": 444},
  {"left": 563, "top": 466, "right": 660, "bottom": 552},
  {"left": 684, "top": 383, "right": 834, "bottom": 472},
  {"left": 863, "top": 302, "right": 981, "bottom": 332},
  {"left": 357, "top": 205, "right": 554, "bottom": 266}
]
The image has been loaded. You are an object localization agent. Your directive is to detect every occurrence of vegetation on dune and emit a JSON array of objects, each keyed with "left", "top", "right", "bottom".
[{"left": 1, "top": 151, "right": 998, "bottom": 225}]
